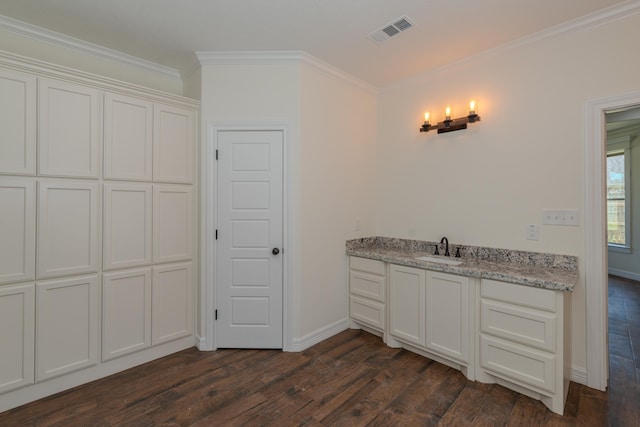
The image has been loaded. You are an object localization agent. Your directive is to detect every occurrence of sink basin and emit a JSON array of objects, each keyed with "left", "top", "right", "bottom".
[{"left": 415, "top": 256, "right": 463, "bottom": 266}]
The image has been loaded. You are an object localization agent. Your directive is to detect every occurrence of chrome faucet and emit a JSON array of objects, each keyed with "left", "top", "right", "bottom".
[{"left": 440, "top": 237, "right": 450, "bottom": 257}]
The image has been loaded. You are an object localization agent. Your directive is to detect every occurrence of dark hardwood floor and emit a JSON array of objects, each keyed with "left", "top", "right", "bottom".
[{"left": 1, "top": 278, "right": 639, "bottom": 426}]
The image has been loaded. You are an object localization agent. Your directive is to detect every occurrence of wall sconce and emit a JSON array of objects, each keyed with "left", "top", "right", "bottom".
[{"left": 420, "top": 101, "right": 481, "bottom": 134}]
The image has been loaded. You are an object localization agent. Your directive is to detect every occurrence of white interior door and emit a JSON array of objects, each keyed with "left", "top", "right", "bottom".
[{"left": 216, "top": 130, "right": 283, "bottom": 348}]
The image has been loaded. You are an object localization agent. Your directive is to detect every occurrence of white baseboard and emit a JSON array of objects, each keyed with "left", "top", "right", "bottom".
[
  {"left": 608, "top": 268, "right": 640, "bottom": 282},
  {"left": 571, "top": 365, "right": 588, "bottom": 385},
  {"left": 290, "top": 318, "right": 350, "bottom": 352},
  {"left": 196, "top": 335, "right": 214, "bottom": 351}
]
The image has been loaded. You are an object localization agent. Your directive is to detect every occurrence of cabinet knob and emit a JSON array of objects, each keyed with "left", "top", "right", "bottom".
[{"left": 272, "top": 248, "right": 280, "bottom": 255}]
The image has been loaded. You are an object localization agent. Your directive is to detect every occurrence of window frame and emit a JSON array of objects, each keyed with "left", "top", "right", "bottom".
[{"left": 606, "top": 137, "right": 631, "bottom": 253}]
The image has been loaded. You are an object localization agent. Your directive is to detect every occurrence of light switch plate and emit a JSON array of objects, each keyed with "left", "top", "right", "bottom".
[
  {"left": 542, "top": 210, "right": 580, "bottom": 226},
  {"left": 527, "top": 224, "right": 539, "bottom": 240}
]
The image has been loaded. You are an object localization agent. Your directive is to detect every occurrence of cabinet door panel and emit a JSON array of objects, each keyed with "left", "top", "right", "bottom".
[
  {"left": 36, "top": 275, "right": 99, "bottom": 381},
  {"left": 0, "top": 69, "right": 36, "bottom": 175},
  {"left": 350, "top": 296, "right": 385, "bottom": 331},
  {"left": 37, "top": 181, "right": 99, "bottom": 279},
  {"left": 153, "top": 185, "right": 193, "bottom": 263},
  {"left": 481, "top": 300, "right": 556, "bottom": 352},
  {"left": 480, "top": 335, "right": 555, "bottom": 393},
  {"left": 0, "top": 178, "right": 35, "bottom": 284},
  {"left": 103, "top": 183, "right": 152, "bottom": 270},
  {"left": 153, "top": 104, "right": 194, "bottom": 183},
  {"left": 103, "top": 268, "right": 151, "bottom": 361},
  {"left": 104, "top": 93, "right": 153, "bottom": 181},
  {"left": 38, "top": 78, "right": 100, "bottom": 178},
  {"left": 0, "top": 283, "right": 35, "bottom": 393},
  {"left": 425, "top": 272, "right": 470, "bottom": 363},
  {"left": 389, "top": 265, "right": 425, "bottom": 346},
  {"left": 152, "top": 262, "right": 193, "bottom": 345},
  {"left": 350, "top": 270, "right": 385, "bottom": 302}
]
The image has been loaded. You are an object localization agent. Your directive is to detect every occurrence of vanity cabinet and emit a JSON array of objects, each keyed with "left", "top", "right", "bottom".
[
  {"left": 349, "top": 257, "right": 386, "bottom": 334},
  {"left": 477, "top": 278, "right": 571, "bottom": 415},
  {"left": 425, "top": 271, "right": 470, "bottom": 364},
  {"left": 388, "top": 264, "right": 474, "bottom": 378}
]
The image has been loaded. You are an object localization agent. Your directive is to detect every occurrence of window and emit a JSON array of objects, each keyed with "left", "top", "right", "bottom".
[{"left": 607, "top": 138, "right": 631, "bottom": 251}]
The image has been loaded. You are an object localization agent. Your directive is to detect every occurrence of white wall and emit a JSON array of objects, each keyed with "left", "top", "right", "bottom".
[
  {"left": 198, "top": 57, "right": 377, "bottom": 344},
  {"left": 298, "top": 61, "right": 377, "bottom": 339},
  {"left": 376, "top": 12, "right": 640, "bottom": 372}
]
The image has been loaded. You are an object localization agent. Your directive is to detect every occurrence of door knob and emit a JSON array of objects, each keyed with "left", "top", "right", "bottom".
[{"left": 272, "top": 248, "right": 280, "bottom": 255}]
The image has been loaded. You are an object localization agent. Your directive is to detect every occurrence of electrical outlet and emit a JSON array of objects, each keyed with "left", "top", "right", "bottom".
[
  {"left": 542, "top": 210, "right": 580, "bottom": 226},
  {"left": 527, "top": 224, "right": 539, "bottom": 240}
]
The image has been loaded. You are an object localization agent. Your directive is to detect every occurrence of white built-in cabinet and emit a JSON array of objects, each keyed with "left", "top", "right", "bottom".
[
  {"left": 0, "top": 55, "right": 198, "bottom": 412},
  {"left": 388, "top": 264, "right": 472, "bottom": 369},
  {"left": 349, "top": 257, "right": 386, "bottom": 335},
  {"left": 152, "top": 262, "right": 194, "bottom": 345},
  {"left": 0, "top": 283, "right": 35, "bottom": 394},
  {"left": 351, "top": 257, "right": 570, "bottom": 415},
  {"left": 104, "top": 93, "right": 153, "bottom": 181},
  {"left": 103, "top": 183, "right": 153, "bottom": 270},
  {"left": 38, "top": 78, "right": 100, "bottom": 178},
  {"left": 37, "top": 180, "right": 100, "bottom": 279},
  {"left": 153, "top": 104, "right": 195, "bottom": 184},
  {"left": 36, "top": 275, "right": 99, "bottom": 381},
  {"left": 102, "top": 268, "right": 152, "bottom": 361},
  {"left": 0, "top": 178, "right": 36, "bottom": 284},
  {"left": 0, "top": 68, "right": 36, "bottom": 175}
]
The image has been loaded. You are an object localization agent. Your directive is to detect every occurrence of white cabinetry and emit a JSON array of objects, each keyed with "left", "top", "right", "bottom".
[
  {"left": 0, "top": 68, "right": 36, "bottom": 175},
  {"left": 38, "top": 78, "right": 100, "bottom": 178},
  {"left": 152, "top": 262, "right": 194, "bottom": 345},
  {"left": 0, "top": 283, "right": 35, "bottom": 393},
  {"left": 104, "top": 93, "right": 153, "bottom": 181},
  {"left": 153, "top": 185, "right": 194, "bottom": 263},
  {"left": 389, "top": 264, "right": 425, "bottom": 346},
  {"left": 0, "top": 178, "right": 35, "bottom": 284},
  {"left": 103, "top": 183, "right": 152, "bottom": 270},
  {"left": 153, "top": 104, "right": 195, "bottom": 184},
  {"left": 102, "top": 268, "right": 152, "bottom": 361},
  {"left": 36, "top": 275, "right": 99, "bottom": 381},
  {"left": 478, "top": 278, "right": 570, "bottom": 415},
  {"left": 0, "top": 55, "right": 198, "bottom": 413},
  {"left": 37, "top": 180, "right": 99, "bottom": 279},
  {"left": 388, "top": 264, "right": 474, "bottom": 379},
  {"left": 425, "top": 271, "right": 470, "bottom": 364},
  {"left": 349, "top": 257, "right": 386, "bottom": 334}
]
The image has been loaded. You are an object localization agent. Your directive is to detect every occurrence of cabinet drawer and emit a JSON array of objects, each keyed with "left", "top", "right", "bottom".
[
  {"left": 481, "top": 300, "right": 556, "bottom": 352},
  {"left": 350, "top": 296, "right": 385, "bottom": 332},
  {"left": 350, "top": 270, "right": 385, "bottom": 302},
  {"left": 480, "top": 335, "right": 555, "bottom": 394},
  {"left": 481, "top": 279, "right": 556, "bottom": 312},
  {"left": 350, "top": 257, "right": 385, "bottom": 276}
]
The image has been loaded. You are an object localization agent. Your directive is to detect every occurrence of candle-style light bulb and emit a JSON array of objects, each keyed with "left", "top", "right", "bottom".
[
  {"left": 445, "top": 106, "right": 451, "bottom": 120},
  {"left": 469, "top": 100, "right": 476, "bottom": 115},
  {"left": 424, "top": 112, "right": 430, "bottom": 124}
]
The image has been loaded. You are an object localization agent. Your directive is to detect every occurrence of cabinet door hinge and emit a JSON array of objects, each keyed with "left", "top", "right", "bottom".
[
  {"left": 215, "top": 229, "right": 218, "bottom": 240},
  {"left": 216, "top": 149, "right": 219, "bottom": 160},
  {"left": 215, "top": 309, "right": 218, "bottom": 320}
]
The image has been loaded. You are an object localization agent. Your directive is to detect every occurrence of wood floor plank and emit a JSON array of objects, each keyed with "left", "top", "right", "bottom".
[{"left": 1, "top": 325, "right": 639, "bottom": 426}]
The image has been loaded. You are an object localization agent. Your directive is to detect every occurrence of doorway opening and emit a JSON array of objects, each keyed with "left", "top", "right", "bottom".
[{"left": 586, "top": 92, "right": 640, "bottom": 390}]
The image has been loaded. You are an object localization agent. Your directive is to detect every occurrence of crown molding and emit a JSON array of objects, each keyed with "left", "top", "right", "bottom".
[
  {"left": 0, "top": 14, "right": 181, "bottom": 80},
  {"left": 196, "top": 50, "right": 377, "bottom": 94}
]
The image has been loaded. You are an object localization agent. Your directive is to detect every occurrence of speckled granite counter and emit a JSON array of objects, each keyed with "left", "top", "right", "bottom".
[{"left": 346, "top": 237, "right": 577, "bottom": 292}]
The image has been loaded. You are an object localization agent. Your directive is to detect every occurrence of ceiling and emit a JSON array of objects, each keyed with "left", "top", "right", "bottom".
[{"left": 0, "top": 0, "right": 631, "bottom": 87}]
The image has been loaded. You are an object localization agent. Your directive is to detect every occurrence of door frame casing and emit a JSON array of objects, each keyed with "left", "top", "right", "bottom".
[
  {"left": 585, "top": 90, "right": 640, "bottom": 390},
  {"left": 199, "top": 122, "right": 292, "bottom": 351}
]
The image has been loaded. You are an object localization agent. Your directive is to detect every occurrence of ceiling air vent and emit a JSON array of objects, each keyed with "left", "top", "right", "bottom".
[{"left": 370, "top": 16, "right": 414, "bottom": 43}]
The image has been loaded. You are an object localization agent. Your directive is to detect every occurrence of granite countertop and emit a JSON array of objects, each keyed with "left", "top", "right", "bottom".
[{"left": 346, "top": 237, "right": 578, "bottom": 292}]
